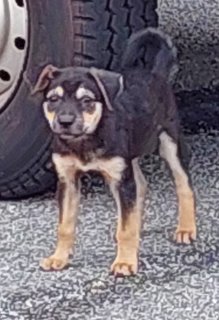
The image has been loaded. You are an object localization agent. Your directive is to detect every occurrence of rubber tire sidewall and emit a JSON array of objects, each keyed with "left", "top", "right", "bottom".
[{"left": 0, "top": 0, "right": 73, "bottom": 197}]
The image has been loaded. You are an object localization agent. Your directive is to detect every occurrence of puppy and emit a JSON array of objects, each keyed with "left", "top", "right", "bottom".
[{"left": 33, "top": 28, "right": 196, "bottom": 276}]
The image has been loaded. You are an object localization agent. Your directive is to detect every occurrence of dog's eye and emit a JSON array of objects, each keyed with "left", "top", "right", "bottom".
[
  {"left": 86, "top": 104, "right": 96, "bottom": 115},
  {"left": 82, "top": 97, "right": 92, "bottom": 104},
  {"left": 49, "top": 95, "right": 59, "bottom": 102}
]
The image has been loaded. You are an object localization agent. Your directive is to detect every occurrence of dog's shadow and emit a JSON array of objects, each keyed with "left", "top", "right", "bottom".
[{"left": 138, "top": 228, "right": 219, "bottom": 285}]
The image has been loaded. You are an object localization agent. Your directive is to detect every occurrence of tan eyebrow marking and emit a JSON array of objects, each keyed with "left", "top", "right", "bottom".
[
  {"left": 47, "top": 86, "right": 64, "bottom": 98},
  {"left": 75, "top": 86, "right": 95, "bottom": 100}
]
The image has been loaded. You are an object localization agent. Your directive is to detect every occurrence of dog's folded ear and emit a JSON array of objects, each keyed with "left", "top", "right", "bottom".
[
  {"left": 89, "top": 68, "right": 123, "bottom": 111},
  {"left": 32, "top": 64, "right": 60, "bottom": 95}
]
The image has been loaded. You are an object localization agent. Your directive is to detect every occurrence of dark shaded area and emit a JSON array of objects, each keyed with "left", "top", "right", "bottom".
[{"left": 177, "top": 88, "right": 219, "bottom": 134}]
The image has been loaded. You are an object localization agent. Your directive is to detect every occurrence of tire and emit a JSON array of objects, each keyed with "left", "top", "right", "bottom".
[
  {"left": 72, "top": 0, "right": 158, "bottom": 70},
  {"left": 0, "top": 0, "right": 158, "bottom": 199}
]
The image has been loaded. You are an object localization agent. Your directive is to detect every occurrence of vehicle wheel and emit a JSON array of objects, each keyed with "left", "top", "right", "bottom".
[{"left": 0, "top": 0, "right": 158, "bottom": 199}]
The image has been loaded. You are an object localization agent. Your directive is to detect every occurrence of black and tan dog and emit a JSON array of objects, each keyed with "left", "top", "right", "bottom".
[{"left": 33, "top": 28, "right": 196, "bottom": 276}]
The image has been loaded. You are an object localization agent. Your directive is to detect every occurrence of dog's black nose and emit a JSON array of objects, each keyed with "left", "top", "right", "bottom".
[{"left": 58, "top": 114, "right": 75, "bottom": 126}]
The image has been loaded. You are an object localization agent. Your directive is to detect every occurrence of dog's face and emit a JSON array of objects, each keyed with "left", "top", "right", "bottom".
[
  {"left": 43, "top": 75, "right": 103, "bottom": 140},
  {"left": 33, "top": 65, "right": 123, "bottom": 141}
]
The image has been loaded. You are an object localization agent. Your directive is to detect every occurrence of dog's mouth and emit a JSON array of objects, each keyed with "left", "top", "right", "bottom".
[
  {"left": 60, "top": 132, "right": 84, "bottom": 140},
  {"left": 55, "top": 128, "right": 86, "bottom": 140},
  {"left": 50, "top": 121, "right": 90, "bottom": 141}
]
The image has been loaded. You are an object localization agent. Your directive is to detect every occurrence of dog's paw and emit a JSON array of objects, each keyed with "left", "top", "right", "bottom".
[
  {"left": 175, "top": 225, "right": 196, "bottom": 244},
  {"left": 110, "top": 258, "right": 138, "bottom": 277},
  {"left": 40, "top": 255, "right": 69, "bottom": 271}
]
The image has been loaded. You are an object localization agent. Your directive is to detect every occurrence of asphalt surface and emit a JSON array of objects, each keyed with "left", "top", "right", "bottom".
[
  {"left": 159, "top": 0, "right": 219, "bottom": 91},
  {"left": 0, "top": 131, "right": 219, "bottom": 320}
]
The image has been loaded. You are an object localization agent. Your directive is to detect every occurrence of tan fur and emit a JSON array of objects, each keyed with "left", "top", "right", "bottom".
[
  {"left": 43, "top": 102, "right": 55, "bottom": 127},
  {"left": 82, "top": 102, "right": 103, "bottom": 134},
  {"left": 111, "top": 208, "right": 140, "bottom": 275},
  {"left": 159, "top": 132, "right": 196, "bottom": 243},
  {"left": 46, "top": 86, "right": 64, "bottom": 98},
  {"left": 174, "top": 174, "right": 196, "bottom": 243},
  {"left": 41, "top": 153, "right": 126, "bottom": 270},
  {"left": 52, "top": 153, "right": 126, "bottom": 181},
  {"left": 41, "top": 153, "right": 148, "bottom": 274},
  {"left": 40, "top": 155, "right": 80, "bottom": 271},
  {"left": 75, "top": 87, "right": 95, "bottom": 100},
  {"left": 110, "top": 159, "right": 147, "bottom": 276}
]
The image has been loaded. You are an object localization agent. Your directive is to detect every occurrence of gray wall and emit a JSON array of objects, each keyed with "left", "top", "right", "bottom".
[{"left": 158, "top": 0, "right": 219, "bottom": 91}]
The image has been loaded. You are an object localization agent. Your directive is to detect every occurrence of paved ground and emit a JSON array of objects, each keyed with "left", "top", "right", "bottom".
[
  {"left": 0, "top": 131, "right": 219, "bottom": 320},
  {"left": 159, "top": 0, "right": 219, "bottom": 91}
]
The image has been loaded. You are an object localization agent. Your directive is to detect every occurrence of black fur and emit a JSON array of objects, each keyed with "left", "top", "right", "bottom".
[
  {"left": 121, "top": 28, "right": 177, "bottom": 78},
  {"left": 57, "top": 181, "right": 65, "bottom": 223},
  {"left": 33, "top": 29, "right": 197, "bottom": 275},
  {"left": 118, "top": 164, "right": 137, "bottom": 227},
  {"left": 51, "top": 69, "right": 179, "bottom": 160},
  {"left": 37, "top": 28, "right": 182, "bottom": 223},
  {"left": 44, "top": 30, "right": 177, "bottom": 162}
]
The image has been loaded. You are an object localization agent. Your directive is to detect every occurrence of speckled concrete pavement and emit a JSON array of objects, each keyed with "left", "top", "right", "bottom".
[
  {"left": 158, "top": 0, "right": 219, "bottom": 91},
  {"left": 0, "top": 131, "right": 219, "bottom": 320}
]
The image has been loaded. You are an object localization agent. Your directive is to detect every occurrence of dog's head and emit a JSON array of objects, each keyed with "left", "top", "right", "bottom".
[{"left": 33, "top": 65, "right": 123, "bottom": 140}]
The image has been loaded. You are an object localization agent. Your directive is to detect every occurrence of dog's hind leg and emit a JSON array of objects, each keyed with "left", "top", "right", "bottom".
[
  {"left": 159, "top": 131, "right": 196, "bottom": 243},
  {"left": 40, "top": 154, "right": 80, "bottom": 271},
  {"left": 109, "top": 159, "right": 147, "bottom": 276}
]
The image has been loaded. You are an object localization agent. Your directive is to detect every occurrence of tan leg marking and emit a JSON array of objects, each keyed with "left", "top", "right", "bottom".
[
  {"left": 40, "top": 154, "right": 80, "bottom": 270},
  {"left": 174, "top": 173, "right": 196, "bottom": 243},
  {"left": 159, "top": 132, "right": 196, "bottom": 244},
  {"left": 110, "top": 208, "right": 140, "bottom": 276},
  {"left": 110, "top": 159, "right": 147, "bottom": 276}
]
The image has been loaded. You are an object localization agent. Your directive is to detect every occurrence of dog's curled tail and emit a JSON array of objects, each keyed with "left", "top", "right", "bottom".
[{"left": 121, "top": 28, "right": 177, "bottom": 80}]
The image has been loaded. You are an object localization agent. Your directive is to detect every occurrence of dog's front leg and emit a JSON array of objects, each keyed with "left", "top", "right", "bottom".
[
  {"left": 109, "top": 159, "right": 147, "bottom": 276},
  {"left": 40, "top": 154, "right": 80, "bottom": 271}
]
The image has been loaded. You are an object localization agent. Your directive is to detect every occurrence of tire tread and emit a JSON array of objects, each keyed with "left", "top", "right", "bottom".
[{"left": 0, "top": 0, "right": 157, "bottom": 199}]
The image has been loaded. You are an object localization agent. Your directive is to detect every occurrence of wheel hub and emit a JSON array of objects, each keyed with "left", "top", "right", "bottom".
[{"left": 0, "top": 0, "right": 28, "bottom": 110}]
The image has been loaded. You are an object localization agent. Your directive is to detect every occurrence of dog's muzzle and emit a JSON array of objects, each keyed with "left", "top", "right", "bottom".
[
  {"left": 53, "top": 114, "right": 84, "bottom": 139},
  {"left": 57, "top": 114, "right": 75, "bottom": 127}
]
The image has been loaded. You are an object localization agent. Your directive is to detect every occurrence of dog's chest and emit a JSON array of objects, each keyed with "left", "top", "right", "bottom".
[{"left": 52, "top": 152, "right": 126, "bottom": 182}]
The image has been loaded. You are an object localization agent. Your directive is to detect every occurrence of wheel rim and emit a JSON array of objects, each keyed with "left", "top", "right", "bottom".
[{"left": 0, "top": 0, "right": 28, "bottom": 110}]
